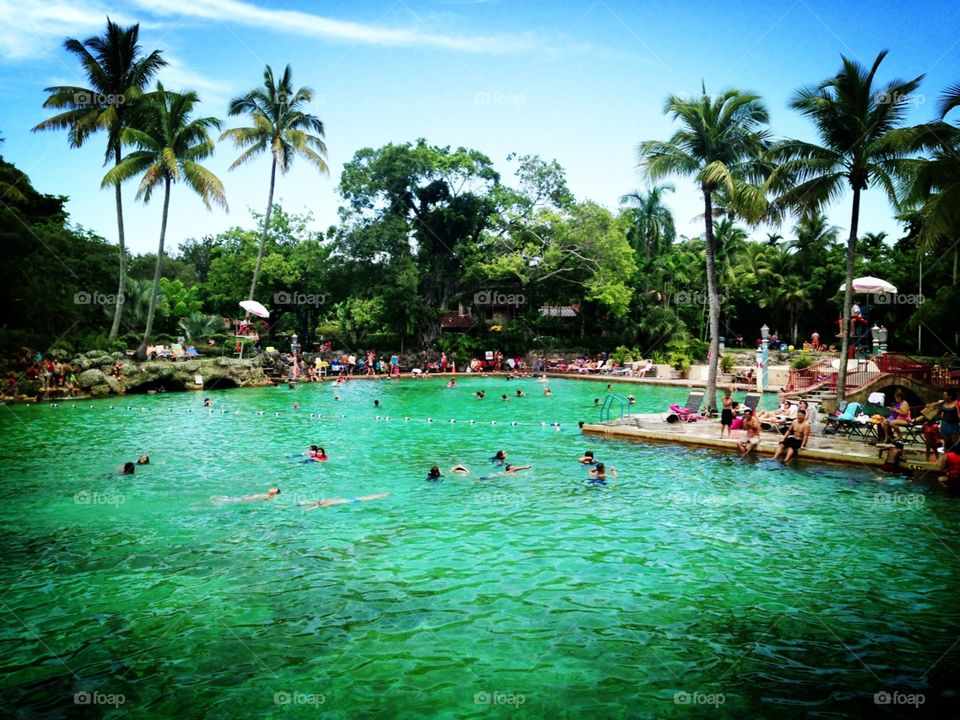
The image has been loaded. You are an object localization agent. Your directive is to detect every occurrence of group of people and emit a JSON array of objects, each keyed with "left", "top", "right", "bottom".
[{"left": 5, "top": 349, "right": 82, "bottom": 399}]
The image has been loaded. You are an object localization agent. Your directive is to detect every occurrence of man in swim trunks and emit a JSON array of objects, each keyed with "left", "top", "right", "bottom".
[
  {"left": 736, "top": 408, "right": 761, "bottom": 456},
  {"left": 720, "top": 387, "right": 734, "bottom": 438},
  {"left": 300, "top": 493, "right": 390, "bottom": 510},
  {"left": 588, "top": 462, "right": 617, "bottom": 483},
  {"left": 771, "top": 409, "right": 811, "bottom": 462}
]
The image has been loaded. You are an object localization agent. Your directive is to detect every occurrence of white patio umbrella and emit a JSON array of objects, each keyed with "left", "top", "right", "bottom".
[
  {"left": 839, "top": 276, "right": 897, "bottom": 294},
  {"left": 239, "top": 300, "right": 270, "bottom": 318}
]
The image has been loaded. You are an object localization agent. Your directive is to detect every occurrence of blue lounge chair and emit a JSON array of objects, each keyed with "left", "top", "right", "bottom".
[{"left": 824, "top": 401, "right": 861, "bottom": 436}]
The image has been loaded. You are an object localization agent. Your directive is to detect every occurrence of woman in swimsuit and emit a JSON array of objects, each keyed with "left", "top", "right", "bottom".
[{"left": 927, "top": 389, "right": 959, "bottom": 452}]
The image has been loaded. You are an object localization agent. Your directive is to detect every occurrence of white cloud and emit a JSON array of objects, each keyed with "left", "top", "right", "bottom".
[{"left": 129, "top": 0, "right": 539, "bottom": 54}]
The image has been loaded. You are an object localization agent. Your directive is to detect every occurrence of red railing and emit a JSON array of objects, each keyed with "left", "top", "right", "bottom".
[
  {"left": 786, "top": 356, "right": 836, "bottom": 392},
  {"left": 875, "top": 352, "right": 932, "bottom": 380}
]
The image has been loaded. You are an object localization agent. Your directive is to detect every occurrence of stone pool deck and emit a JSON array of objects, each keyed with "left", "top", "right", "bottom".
[{"left": 581, "top": 413, "right": 941, "bottom": 477}]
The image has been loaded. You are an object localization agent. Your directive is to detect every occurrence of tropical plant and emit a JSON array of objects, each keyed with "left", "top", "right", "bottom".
[
  {"left": 769, "top": 50, "right": 923, "bottom": 402},
  {"left": 619, "top": 184, "right": 676, "bottom": 265},
  {"left": 179, "top": 311, "right": 227, "bottom": 341},
  {"left": 220, "top": 64, "right": 328, "bottom": 304},
  {"left": 102, "top": 84, "right": 226, "bottom": 352},
  {"left": 33, "top": 19, "right": 166, "bottom": 341},
  {"left": 638, "top": 86, "right": 770, "bottom": 411}
]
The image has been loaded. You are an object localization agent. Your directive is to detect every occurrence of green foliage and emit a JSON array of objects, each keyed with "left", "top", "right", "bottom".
[
  {"left": 791, "top": 352, "right": 815, "bottom": 370},
  {"left": 178, "top": 312, "right": 227, "bottom": 342},
  {"left": 720, "top": 354, "right": 735, "bottom": 373}
]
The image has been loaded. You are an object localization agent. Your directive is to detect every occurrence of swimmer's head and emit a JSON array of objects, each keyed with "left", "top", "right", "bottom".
[
  {"left": 494, "top": 450, "right": 507, "bottom": 460},
  {"left": 428, "top": 466, "right": 441, "bottom": 478},
  {"left": 505, "top": 464, "right": 513, "bottom": 471},
  {"left": 137, "top": 455, "right": 149, "bottom": 465},
  {"left": 310, "top": 445, "right": 319, "bottom": 452},
  {"left": 122, "top": 462, "right": 135, "bottom": 475},
  {"left": 374, "top": 399, "right": 380, "bottom": 406},
  {"left": 595, "top": 462, "right": 606, "bottom": 473},
  {"left": 584, "top": 451, "right": 594, "bottom": 458},
  {"left": 268, "top": 488, "right": 280, "bottom": 496}
]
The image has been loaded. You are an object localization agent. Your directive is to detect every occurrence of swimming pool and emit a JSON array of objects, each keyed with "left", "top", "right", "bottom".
[{"left": 1, "top": 377, "right": 957, "bottom": 718}]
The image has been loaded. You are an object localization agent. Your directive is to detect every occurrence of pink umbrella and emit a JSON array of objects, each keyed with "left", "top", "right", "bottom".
[
  {"left": 239, "top": 300, "right": 270, "bottom": 318},
  {"left": 839, "top": 276, "right": 897, "bottom": 293}
]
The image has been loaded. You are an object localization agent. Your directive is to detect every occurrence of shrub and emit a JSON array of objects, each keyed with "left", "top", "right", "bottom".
[
  {"left": 720, "top": 354, "right": 735, "bottom": 373},
  {"left": 791, "top": 352, "right": 815, "bottom": 370}
]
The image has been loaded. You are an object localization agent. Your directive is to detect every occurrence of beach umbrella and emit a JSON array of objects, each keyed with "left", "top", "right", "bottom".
[
  {"left": 239, "top": 300, "right": 270, "bottom": 318},
  {"left": 839, "top": 276, "right": 897, "bottom": 293}
]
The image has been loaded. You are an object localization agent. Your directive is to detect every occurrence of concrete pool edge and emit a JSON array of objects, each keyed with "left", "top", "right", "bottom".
[{"left": 580, "top": 414, "right": 942, "bottom": 477}]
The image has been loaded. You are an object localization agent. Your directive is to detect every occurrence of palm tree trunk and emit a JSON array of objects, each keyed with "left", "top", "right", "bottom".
[
  {"left": 703, "top": 188, "right": 721, "bottom": 413},
  {"left": 248, "top": 157, "right": 278, "bottom": 302},
  {"left": 836, "top": 187, "right": 860, "bottom": 403},
  {"left": 108, "top": 143, "right": 127, "bottom": 342},
  {"left": 141, "top": 176, "right": 172, "bottom": 353}
]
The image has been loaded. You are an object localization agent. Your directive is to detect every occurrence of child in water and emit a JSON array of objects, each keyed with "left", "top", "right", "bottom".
[
  {"left": 588, "top": 462, "right": 617, "bottom": 483},
  {"left": 427, "top": 466, "right": 443, "bottom": 481},
  {"left": 578, "top": 451, "right": 597, "bottom": 465}
]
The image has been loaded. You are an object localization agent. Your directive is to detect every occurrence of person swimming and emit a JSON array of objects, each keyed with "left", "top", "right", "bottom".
[
  {"left": 451, "top": 465, "right": 469, "bottom": 475},
  {"left": 308, "top": 447, "right": 328, "bottom": 462},
  {"left": 203, "top": 398, "right": 213, "bottom": 407},
  {"left": 299, "top": 493, "right": 390, "bottom": 511},
  {"left": 447, "top": 380, "right": 457, "bottom": 388},
  {"left": 515, "top": 388, "right": 525, "bottom": 397},
  {"left": 240, "top": 488, "right": 281, "bottom": 502},
  {"left": 501, "top": 394, "right": 509, "bottom": 401},
  {"left": 491, "top": 450, "right": 508, "bottom": 464},
  {"left": 374, "top": 399, "right": 381, "bottom": 408},
  {"left": 578, "top": 451, "right": 596, "bottom": 465},
  {"left": 137, "top": 455, "right": 150, "bottom": 465},
  {"left": 504, "top": 464, "right": 531, "bottom": 474},
  {"left": 588, "top": 462, "right": 617, "bottom": 484},
  {"left": 121, "top": 462, "right": 135, "bottom": 475},
  {"left": 475, "top": 390, "right": 485, "bottom": 399},
  {"left": 544, "top": 387, "right": 552, "bottom": 396},
  {"left": 427, "top": 465, "right": 443, "bottom": 481}
]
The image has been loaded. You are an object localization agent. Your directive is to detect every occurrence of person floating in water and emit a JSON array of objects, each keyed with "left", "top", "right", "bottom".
[
  {"left": 299, "top": 493, "right": 390, "bottom": 510},
  {"left": 451, "top": 465, "right": 469, "bottom": 475},
  {"left": 515, "top": 388, "right": 525, "bottom": 397},
  {"left": 491, "top": 450, "right": 508, "bottom": 465},
  {"left": 121, "top": 462, "right": 136, "bottom": 475},
  {"left": 544, "top": 387, "right": 552, "bottom": 396},
  {"left": 292, "top": 401, "right": 299, "bottom": 410},
  {"left": 447, "top": 379, "right": 457, "bottom": 388},
  {"left": 308, "top": 446, "right": 328, "bottom": 462},
  {"left": 588, "top": 462, "right": 617, "bottom": 483},
  {"left": 137, "top": 455, "right": 150, "bottom": 465},
  {"left": 374, "top": 399, "right": 381, "bottom": 408},
  {"left": 594, "top": 398, "right": 601, "bottom": 406},
  {"left": 501, "top": 394, "right": 509, "bottom": 401},
  {"left": 578, "top": 451, "right": 597, "bottom": 465},
  {"left": 203, "top": 398, "right": 213, "bottom": 407},
  {"left": 475, "top": 390, "right": 485, "bottom": 399},
  {"left": 427, "top": 465, "right": 443, "bottom": 481}
]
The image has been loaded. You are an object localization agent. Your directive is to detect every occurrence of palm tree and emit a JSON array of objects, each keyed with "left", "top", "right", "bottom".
[
  {"left": 32, "top": 18, "right": 166, "bottom": 341},
  {"left": 179, "top": 311, "right": 227, "bottom": 342},
  {"left": 639, "top": 87, "right": 770, "bottom": 411},
  {"left": 769, "top": 50, "right": 923, "bottom": 402},
  {"left": 787, "top": 213, "right": 839, "bottom": 276},
  {"left": 619, "top": 184, "right": 676, "bottom": 265},
  {"left": 220, "top": 64, "right": 328, "bottom": 304},
  {"left": 102, "top": 84, "right": 226, "bottom": 354}
]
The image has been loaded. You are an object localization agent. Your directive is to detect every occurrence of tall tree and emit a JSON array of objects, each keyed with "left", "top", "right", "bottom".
[
  {"left": 639, "top": 87, "right": 770, "bottom": 411},
  {"left": 102, "top": 84, "right": 226, "bottom": 354},
  {"left": 220, "top": 64, "right": 328, "bottom": 304},
  {"left": 33, "top": 18, "right": 166, "bottom": 341},
  {"left": 619, "top": 184, "right": 676, "bottom": 265},
  {"left": 770, "top": 50, "right": 923, "bottom": 402}
]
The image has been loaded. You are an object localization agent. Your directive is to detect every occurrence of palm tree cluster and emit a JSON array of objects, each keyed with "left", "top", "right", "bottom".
[
  {"left": 33, "top": 18, "right": 328, "bottom": 354},
  {"left": 639, "top": 52, "right": 958, "bottom": 408}
]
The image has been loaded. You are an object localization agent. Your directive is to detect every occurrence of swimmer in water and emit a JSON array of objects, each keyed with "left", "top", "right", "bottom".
[
  {"left": 578, "top": 451, "right": 597, "bottom": 465},
  {"left": 627, "top": 395, "right": 636, "bottom": 405},
  {"left": 203, "top": 398, "right": 213, "bottom": 407},
  {"left": 137, "top": 455, "right": 150, "bottom": 465},
  {"left": 588, "top": 462, "right": 617, "bottom": 483},
  {"left": 121, "top": 462, "right": 136, "bottom": 475},
  {"left": 475, "top": 390, "right": 485, "bottom": 399},
  {"left": 293, "top": 401, "right": 299, "bottom": 410},
  {"left": 447, "top": 380, "right": 457, "bottom": 388},
  {"left": 241, "top": 488, "right": 281, "bottom": 502},
  {"left": 491, "top": 450, "right": 508, "bottom": 464},
  {"left": 374, "top": 399, "right": 380, "bottom": 408},
  {"left": 594, "top": 398, "right": 601, "bottom": 406},
  {"left": 515, "top": 388, "right": 525, "bottom": 397},
  {"left": 504, "top": 464, "right": 531, "bottom": 474},
  {"left": 427, "top": 465, "right": 443, "bottom": 481},
  {"left": 309, "top": 447, "right": 328, "bottom": 461},
  {"left": 334, "top": 395, "right": 341, "bottom": 401},
  {"left": 501, "top": 394, "right": 509, "bottom": 401},
  {"left": 544, "top": 387, "right": 552, "bottom": 396},
  {"left": 451, "top": 465, "right": 469, "bottom": 475},
  {"left": 299, "top": 493, "right": 390, "bottom": 511}
]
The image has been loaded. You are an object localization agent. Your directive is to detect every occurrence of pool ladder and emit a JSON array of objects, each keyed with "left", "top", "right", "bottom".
[{"left": 599, "top": 393, "right": 631, "bottom": 423}]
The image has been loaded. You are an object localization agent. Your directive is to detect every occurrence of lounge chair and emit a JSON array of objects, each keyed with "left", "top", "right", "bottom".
[
  {"left": 824, "top": 402, "right": 861, "bottom": 435},
  {"left": 664, "top": 389, "right": 706, "bottom": 423},
  {"left": 633, "top": 360, "right": 653, "bottom": 378},
  {"left": 185, "top": 346, "right": 200, "bottom": 358},
  {"left": 742, "top": 391, "right": 762, "bottom": 414}
]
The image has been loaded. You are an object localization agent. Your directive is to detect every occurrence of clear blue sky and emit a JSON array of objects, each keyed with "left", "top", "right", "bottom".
[{"left": 1, "top": 0, "right": 958, "bottom": 254}]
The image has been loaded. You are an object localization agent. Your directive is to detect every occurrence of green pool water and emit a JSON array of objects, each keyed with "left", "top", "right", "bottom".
[{"left": 1, "top": 377, "right": 958, "bottom": 718}]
